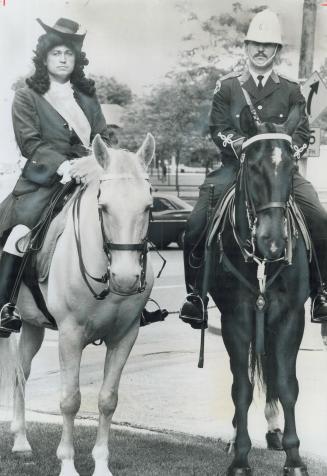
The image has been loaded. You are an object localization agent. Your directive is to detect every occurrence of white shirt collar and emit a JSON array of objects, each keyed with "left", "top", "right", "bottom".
[{"left": 249, "top": 67, "right": 273, "bottom": 88}]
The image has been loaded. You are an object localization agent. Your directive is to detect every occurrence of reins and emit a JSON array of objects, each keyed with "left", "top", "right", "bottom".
[{"left": 73, "top": 186, "right": 111, "bottom": 300}]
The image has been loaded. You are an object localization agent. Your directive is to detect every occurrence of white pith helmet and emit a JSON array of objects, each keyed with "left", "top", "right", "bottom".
[{"left": 245, "top": 9, "right": 282, "bottom": 45}]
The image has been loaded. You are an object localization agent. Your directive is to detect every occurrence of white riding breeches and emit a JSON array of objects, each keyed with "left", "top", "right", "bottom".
[{"left": 3, "top": 225, "right": 31, "bottom": 257}]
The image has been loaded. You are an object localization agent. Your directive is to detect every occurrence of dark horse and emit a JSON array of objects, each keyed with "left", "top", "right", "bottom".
[{"left": 208, "top": 105, "right": 310, "bottom": 476}]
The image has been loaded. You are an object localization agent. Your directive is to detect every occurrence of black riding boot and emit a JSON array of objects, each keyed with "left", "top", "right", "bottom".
[
  {"left": 311, "top": 239, "right": 327, "bottom": 323},
  {"left": 140, "top": 298, "right": 168, "bottom": 327},
  {"left": 140, "top": 307, "right": 168, "bottom": 327},
  {"left": 0, "top": 252, "right": 23, "bottom": 336},
  {"left": 179, "top": 236, "right": 208, "bottom": 329}
]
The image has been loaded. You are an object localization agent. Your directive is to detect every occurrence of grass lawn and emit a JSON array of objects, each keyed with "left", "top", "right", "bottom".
[{"left": 0, "top": 421, "right": 326, "bottom": 476}]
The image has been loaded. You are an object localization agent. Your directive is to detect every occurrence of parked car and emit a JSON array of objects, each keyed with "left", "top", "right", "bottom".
[{"left": 148, "top": 193, "right": 193, "bottom": 249}]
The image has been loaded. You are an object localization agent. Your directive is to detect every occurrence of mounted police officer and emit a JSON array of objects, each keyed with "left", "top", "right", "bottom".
[{"left": 180, "top": 9, "right": 327, "bottom": 326}]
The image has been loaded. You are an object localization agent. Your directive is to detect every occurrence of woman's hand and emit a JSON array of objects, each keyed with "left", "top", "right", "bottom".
[
  {"left": 70, "top": 157, "right": 100, "bottom": 184},
  {"left": 57, "top": 160, "right": 74, "bottom": 184}
]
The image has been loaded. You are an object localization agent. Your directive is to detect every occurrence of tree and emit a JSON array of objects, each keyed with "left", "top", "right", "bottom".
[
  {"left": 12, "top": 77, "right": 27, "bottom": 91},
  {"left": 120, "top": 71, "right": 217, "bottom": 172},
  {"left": 90, "top": 75, "right": 133, "bottom": 106}
]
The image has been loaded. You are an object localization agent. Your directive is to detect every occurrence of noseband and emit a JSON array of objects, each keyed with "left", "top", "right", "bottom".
[
  {"left": 73, "top": 173, "right": 151, "bottom": 299},
  {"left": 237, "top": 133, "right": 294, "bottom": 264}
]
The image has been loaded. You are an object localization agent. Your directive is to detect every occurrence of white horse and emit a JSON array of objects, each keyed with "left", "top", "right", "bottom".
[{"left": 0, "top": 133, "right": 155, "bottom": 476}]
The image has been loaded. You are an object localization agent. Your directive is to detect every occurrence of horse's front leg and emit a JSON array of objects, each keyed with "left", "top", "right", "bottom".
[
  {"left": 264, "top": 400, "right": 283, "bottom": 450},
  {"left": 222, "top": 310, "right": 253, "bottom": 475},
  {"left": 56, "top": 324, "right": 83, "bottom": 476},
  {"left": 11, "top": 322, "right": 45, "bottom": 456},
  {"left": 276, "top": 309, "right": 308, "bottom": 475},
  {"left": 92, "top": 323, "right": 139, "bottom": 476}
]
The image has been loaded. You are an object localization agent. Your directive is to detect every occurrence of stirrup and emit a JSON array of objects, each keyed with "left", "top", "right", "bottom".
[
  {"left": 140, "top": 298, "right": 168, "bottom": 327},
  {"left": 179, "top": 293, "right": 208, "bottom": 327},
  {"left": 0, "top": 303, "right": 22, "bottom": 333},
  {"left": 311, "top": 292, "right": 327, "bottom": 323}
]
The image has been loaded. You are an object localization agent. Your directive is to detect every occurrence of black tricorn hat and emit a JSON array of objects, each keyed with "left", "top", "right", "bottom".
[{"left": 37, "top": 18, "right": 86, "bottom": 47}]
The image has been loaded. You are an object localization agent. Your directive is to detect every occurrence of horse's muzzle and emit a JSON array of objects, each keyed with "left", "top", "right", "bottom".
[{"left": 109, "top": 272, "right": 142, "bottom": 294}]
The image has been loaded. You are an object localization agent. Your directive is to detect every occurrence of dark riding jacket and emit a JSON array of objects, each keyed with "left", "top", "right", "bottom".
[
  {"left": 0, "top": 86, "right": 111, "bottom": 239},
  {"left": 209, "top": 69, "right": 310, "bottom": 164}
]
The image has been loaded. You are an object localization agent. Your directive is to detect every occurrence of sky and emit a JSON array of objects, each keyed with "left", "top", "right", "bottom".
[
  {"left": 1, "top": 0, "right": 327, "bottom": 92},
  {"left": 1, "top": 0, "right": 327, "bottom": 168}
]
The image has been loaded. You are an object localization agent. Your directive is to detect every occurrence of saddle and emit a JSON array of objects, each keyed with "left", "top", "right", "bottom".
[{"left": 19, "top": 183, "right": 78, "bottom": 328}]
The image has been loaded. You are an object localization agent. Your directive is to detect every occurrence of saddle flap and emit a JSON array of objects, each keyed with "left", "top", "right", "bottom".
[
  {"left": 36, "top": 191, "right": 77, "bottom": 282},
  {"left": 207, "top": 186, "right": 235, "bottom": 247},
  {"left": 289, "top": 197, "right": 312, "bottom": 260}
]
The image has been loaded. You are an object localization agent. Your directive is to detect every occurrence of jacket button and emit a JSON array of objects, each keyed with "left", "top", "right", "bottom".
[
  {"left": 279, "top": 113, "right": 284, "bottom": 117},
  {"left": 257, "top": 105, "right": 263, "bottom": 110},
  {"left": 63, "top": 123, "right": 69, "bottom": 129}
]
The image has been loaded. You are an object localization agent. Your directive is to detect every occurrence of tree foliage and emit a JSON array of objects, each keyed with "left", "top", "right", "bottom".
[
  {"left": 120, "top": 71, "right": 217, "bottom": 167},
  {"left": 90, "top": 75, "right": 133, "bottom": 106}
]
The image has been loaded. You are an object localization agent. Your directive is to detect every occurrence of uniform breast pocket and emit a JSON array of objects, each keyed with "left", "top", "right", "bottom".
[{"left": 262, "top": 102, "right": 289, "bottom": 124}]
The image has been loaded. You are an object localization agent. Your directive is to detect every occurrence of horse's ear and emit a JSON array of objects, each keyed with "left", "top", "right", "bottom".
[
  {"left": 283, "top": 104, "right": 302, "bottom": 136},
  {"left": 239, "top": 105, "right": 258, "bottom": 137},
  {"left": 92, "top": 134, "right": 110, "bottom": 169},
  {"left": 136, "top": 133, "right": 155, "bottom": 169}
]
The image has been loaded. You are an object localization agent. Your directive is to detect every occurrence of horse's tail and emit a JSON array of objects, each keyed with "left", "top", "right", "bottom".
[
  {"left": 249, "top": 337, "right": 279, "bottom": 406},
  {"left": 0, "top": 335, "right": 24, "bottom": 412}
]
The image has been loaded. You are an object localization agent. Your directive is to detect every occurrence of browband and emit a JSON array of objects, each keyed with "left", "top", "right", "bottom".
[
  {"left": 242, "top": 133, "right": 292, "bottom": 150},
  {"left": 100, "top": 173, "right": 149, "bottom": 181}
]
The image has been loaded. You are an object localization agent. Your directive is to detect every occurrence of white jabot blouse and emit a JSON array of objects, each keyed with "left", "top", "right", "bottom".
[{"left": 43, "top": 80, "right": 91, "bottom": 147}]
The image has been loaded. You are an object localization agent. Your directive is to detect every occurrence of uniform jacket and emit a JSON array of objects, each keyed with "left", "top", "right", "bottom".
[
  {"left": 0, "top": 85, "right": 111, "bottom": 237},
  {"left": 209, "top": 69, "right": 310, "bottom": 164}
]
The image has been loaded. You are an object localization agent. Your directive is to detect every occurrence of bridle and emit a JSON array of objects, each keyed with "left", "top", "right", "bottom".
[
  {"left": 214, "top": 131, "right": 298, "bottom": 348},
  {"left": 72, "top": 173, "right": 152, "bottom": 299},
  {"left": 234, "top": 132, "right": 295, "bottom": 268}
]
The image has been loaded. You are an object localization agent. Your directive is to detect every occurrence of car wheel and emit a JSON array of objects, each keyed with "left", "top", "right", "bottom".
[{"left": 177, "top": 230, "right": 185, "bottom": 249}]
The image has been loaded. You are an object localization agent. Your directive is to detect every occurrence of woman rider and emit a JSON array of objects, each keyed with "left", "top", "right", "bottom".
[{"left": 0, "top": 18, "right": 166, "bottom": 335}]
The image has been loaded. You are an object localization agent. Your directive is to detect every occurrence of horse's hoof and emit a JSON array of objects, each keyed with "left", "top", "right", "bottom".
[
  {"left": 266, "top": 429, "right": 283, "bottom": 450},
  {"left": 283, "top": 466, "right": 309, "bottom": 476},
  {"left": 227, "top": 466, "right": 252, "bottom": 476}
]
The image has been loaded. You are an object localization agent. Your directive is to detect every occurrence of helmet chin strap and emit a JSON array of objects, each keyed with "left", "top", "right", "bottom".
[{"left": 248, "top": 45, "right": 279, "bottom": 70}]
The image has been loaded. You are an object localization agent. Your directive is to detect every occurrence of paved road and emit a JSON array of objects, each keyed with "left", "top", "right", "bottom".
[{"left": 8, "top": 247, "right": 327, "bottom": 463}]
